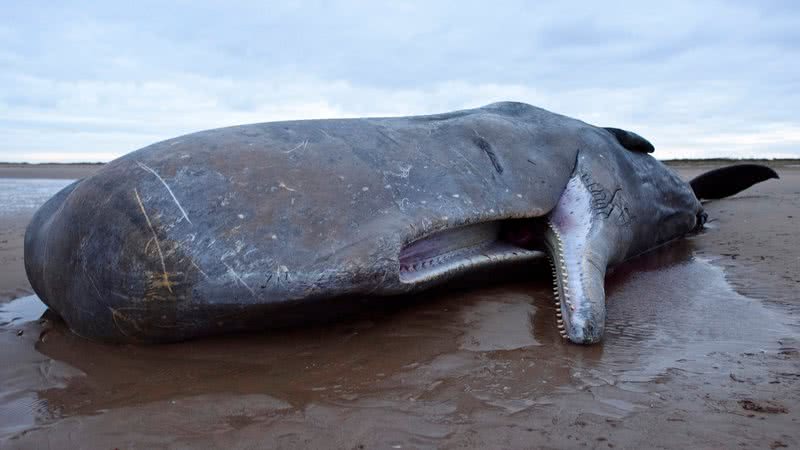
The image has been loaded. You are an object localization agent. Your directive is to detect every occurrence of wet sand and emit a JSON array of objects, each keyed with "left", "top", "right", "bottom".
[{"left": 1, "top": 162, "right": 798, "bottom": 449}]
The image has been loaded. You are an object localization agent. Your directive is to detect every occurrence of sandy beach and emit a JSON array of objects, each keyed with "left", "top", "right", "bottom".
[{"left": 1, "top": 161, "right": 798, "bottom": 449}]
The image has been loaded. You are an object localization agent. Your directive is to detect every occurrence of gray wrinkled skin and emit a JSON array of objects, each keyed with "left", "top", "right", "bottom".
[{"left": 24, "top": 102, "right": 703, "bottom": 343}]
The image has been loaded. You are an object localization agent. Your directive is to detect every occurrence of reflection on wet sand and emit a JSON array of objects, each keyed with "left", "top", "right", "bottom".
[{"left": 2, "top": 239, "right": 797, "bottom": 448}]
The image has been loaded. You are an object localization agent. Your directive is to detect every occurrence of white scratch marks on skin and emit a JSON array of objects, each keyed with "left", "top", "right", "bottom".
[
  {"left": 283, "top": 139, "right": 309, "bottom": 154},
  {"left": 383, "top": 164, "right": 412, "bottom": 178},
  {"left": 451, "top": 147, "right": 491, "bottom": 187},
  {"left": 145, "top": 237, "right": 155, "bottom": 254},
  {"left": 136, "top": 161, "right": 193, "bottom": 225},
  {"left": 42, "top": 187, "right": 74, "bottom": 285},
  {"left": 189, "top": 259, "right": 209, "bottom": 279},
  {"left": 134, "top": 188, "right": 173, "bottom": 293},
  {"left": 84, "top": 268, "right": 103, "bottom": 299},
  {"left": 224, "top": 262, "right": 256, "bottom": 297},
  {"left": 111, "top": 291, "right": 135, "bottom": 301},
  {"left": 395, "top": 197, "right": 410, "bottom": 211},
  {"left": 278, "top": 181, "right": 296, "bottom": 192},
  {"left": 109, "top": 307, "right": 133, "bottom": 337},
  {"left": 409, "top": 144, "right": 449, "bottom": 170}
]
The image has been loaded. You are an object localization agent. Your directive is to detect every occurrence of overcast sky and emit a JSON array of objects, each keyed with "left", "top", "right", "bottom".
[{"left": 1, "top": 1, "right": 798, "bottom": 162}]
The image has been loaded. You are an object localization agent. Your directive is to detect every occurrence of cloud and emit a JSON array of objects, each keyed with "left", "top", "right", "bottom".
[{"left": 1, "top": 1, "right": 798, "bottom": 162}]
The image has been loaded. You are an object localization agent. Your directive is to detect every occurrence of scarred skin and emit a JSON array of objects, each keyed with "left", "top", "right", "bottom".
[{"left": 24, "top": 102, "right": 755, "bottom": 344}]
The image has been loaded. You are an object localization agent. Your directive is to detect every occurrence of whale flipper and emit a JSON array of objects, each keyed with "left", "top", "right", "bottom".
[{"left": 690, "top": 164, "right": 779, "bottom": 200}]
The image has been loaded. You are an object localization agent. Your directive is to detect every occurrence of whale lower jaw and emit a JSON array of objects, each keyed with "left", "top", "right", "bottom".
[
  {"left": 396, "top": 171, "right": 617, "bottom": 345},
  {"left": 398, "top": 220, "right": 544, "bottom": 284}
]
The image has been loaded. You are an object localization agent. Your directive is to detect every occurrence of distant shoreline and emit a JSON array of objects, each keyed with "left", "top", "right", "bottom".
[
  {"left": 0, "top": 163, "right": 103, "bottom": 179},
  {"left": 662, "top": 158, "right": 800, "bottom": 163},
  {"left": 0, "top": 162, "right": 106, "bottom": 166}
]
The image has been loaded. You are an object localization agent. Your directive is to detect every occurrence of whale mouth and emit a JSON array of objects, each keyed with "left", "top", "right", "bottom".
[{"left": 398, "top": 219, "right": 545, "bottom": 284}]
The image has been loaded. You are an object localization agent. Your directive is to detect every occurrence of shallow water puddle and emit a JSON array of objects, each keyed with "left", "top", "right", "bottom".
[
  {"left": 1, "top": 244, "right": 797, "bottom": 446},
  {"left": 0, "top": 295, "right": 47, "bottom": 326},
  {"left": 0, "top": 178, "right": 74, "bottom": 214}
]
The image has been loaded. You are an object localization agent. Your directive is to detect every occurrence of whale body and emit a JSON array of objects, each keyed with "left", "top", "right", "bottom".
[{"left": 24, "top": 102, "right": 777, "bottom": 343}]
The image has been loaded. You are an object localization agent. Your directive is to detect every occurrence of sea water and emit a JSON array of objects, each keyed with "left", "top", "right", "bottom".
[{"left": 0, "top": 179, "right": 74, "bottom": 214}]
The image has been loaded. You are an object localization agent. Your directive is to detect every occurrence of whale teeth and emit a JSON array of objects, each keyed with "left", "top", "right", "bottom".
[{"left": 548, "top": 221, "right": 574, "bottom": 341}]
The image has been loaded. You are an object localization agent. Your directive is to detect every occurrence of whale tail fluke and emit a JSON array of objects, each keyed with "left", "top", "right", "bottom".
[{"left": 690, "top": 164, "right": 779, "bottom": 200}]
